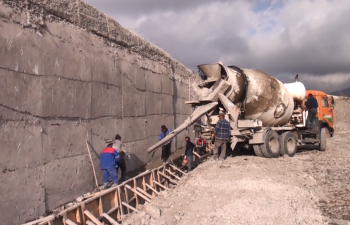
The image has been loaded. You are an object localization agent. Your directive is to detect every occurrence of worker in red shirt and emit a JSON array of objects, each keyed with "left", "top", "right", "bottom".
[{"left": 99, "top": 143, "right": 121, "bottom": 189}]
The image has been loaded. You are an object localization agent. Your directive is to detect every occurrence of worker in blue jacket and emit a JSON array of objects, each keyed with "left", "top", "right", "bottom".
[
  {"left": 99, "top": 143, "right": 121, "bottom": 189},
  {"left": 159, "top": 125, "right": 173, "bottom": 164}
]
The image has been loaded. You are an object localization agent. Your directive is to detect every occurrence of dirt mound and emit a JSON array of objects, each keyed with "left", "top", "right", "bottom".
[{"left": 122, "top": 99, "right": 350, "bottom": 225}]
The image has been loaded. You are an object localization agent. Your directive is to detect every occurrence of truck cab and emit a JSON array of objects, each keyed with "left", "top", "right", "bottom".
[{"left": 306, "top": 90, "right": 334, "bottom": 137}]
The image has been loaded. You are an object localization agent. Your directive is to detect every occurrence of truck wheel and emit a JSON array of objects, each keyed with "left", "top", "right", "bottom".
[
  {"left": 280, "top": 132, "right": 297, "bottom": 157},
  {"left": 318, "top": 127, "right": 327, "bottom": 151},
  {"left": 260, "top": 130, "right": 280, "bottom": 158},
  {"left": 253, "top": 145, "right": 264, "bottom": 157}
]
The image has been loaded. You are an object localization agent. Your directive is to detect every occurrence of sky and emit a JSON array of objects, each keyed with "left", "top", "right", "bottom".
[{"left": 84, "top": 0, "right": 350, "bottom": 93}]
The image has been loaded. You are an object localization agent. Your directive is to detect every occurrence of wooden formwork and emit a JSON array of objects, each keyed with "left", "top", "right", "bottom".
[{"left": 23, "top": 152, "right": 210, "bottom": 225}]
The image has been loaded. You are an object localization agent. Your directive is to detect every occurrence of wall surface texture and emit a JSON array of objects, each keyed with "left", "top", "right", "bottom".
[{"left": 0, "top": 1, "right": 196, "bottom": 224}]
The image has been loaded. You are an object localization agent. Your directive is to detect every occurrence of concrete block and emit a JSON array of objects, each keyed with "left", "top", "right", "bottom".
[
  {"left": 91, "top": 54, "right": 121, "bottom": 87},
  {"left": 161, "top": 94, "right": 174, "bottom": 115},
  {"left": 44, "top": 155, "right": 94, "bottom": 209},
  {"left": 173, "top": 97, "right": 183, "bottom": 115},
  {"left": 0, "top": 122, "right": 42, "bottom": 169},
  {"left": 157, "top": 63, "right": 170, "bottom": 75},
  {"left": 135, "top": 68, "right": 146, "bottom": 91},
  {"left": 41, "top": 76, "right": 91, "bottom": 118},
  {"left": 91, "top": 82, "right": 122, "bottom": 118},
  {"left": 146, "top": 92, "right": 162, "bottom": 115},
  {"left": 145, "top": 71, "right": 162, "bottom": 93},
  {"left": 0, "top": 70, "right": 42, "bottom": 117},
  {"left": 123, "top": 117, "right": 146, "bottom": 143},
  {"left": 0, "top": 167, "right": 45, "bottom": 225},
  {"left": 122, "top": 90, "right": 146, "bottom": 117},
  {"left": 142, "top": 58, "right": 157, "bottom": 73},
  {"left": 162, "top": 75, "right": 174, "bottom": 95},
  {"left": 146, "top": 115, "right": 163, "bottom": 137},
  {"left": 42, "top": 120, "right": 90, "bottom": 163}
]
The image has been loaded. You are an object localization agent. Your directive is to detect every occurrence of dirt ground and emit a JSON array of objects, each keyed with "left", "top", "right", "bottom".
[{"left": 122, "top": 98, "right": 350, "bottom": 225}]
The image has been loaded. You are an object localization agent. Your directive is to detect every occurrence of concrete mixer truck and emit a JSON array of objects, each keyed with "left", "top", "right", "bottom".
[{"left": 147, "top": 62, "right": 334, "bottom": 158}]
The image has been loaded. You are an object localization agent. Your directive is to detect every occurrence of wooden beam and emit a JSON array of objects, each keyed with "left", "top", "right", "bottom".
[
  {"left": 125, "top": 185, "right": 151, "bottom": 202},
  {"left": 122, "top": 202, "right": 140, "bottom": 213},
  {"left": 169, "top": 164, "right": 186, "bottom": 175},
  {"left": 65, "top": 219, "right": 77, "bottom": 225},
  {"left": 84, "top": 210, "right": 103, "bottom": 225},
  {"left": 145, "top": 183, "right": 160, "bottom": 195},
  {"left": 102, "top": 213, "right": 119, "bottom": 225},
  {"left": 165, "top": 169, "right": 181, "bottom": 180},
  {"left": 106, "top": 205, "right": 120, "bottom": 215},
  {"left": 153, "top": 180, "right": 169, "bottom": 190},
  {"left": 136, "top": 187, "right": 154, "bottom": 199},
  {"left": 158, "top": 171, "right": 179, "bottom": 185}
]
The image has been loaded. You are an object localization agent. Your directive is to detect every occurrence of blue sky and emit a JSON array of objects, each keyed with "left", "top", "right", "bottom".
[{"left": 84, "top": 0, "right": 350, "bottom": 93}]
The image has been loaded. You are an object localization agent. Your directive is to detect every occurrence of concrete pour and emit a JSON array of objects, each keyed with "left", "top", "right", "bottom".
[{"left": 0, "top": 1, "right": 197, "bottom": 224}]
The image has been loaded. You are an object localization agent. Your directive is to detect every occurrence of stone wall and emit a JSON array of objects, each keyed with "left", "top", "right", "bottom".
[{"left": 0, "top": 1, "right": 196, "bottom": 224}]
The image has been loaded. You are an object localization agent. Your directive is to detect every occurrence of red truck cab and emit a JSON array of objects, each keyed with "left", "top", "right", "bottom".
[{"left": 306, "top": 90, "right": 334, "bottom": 137}]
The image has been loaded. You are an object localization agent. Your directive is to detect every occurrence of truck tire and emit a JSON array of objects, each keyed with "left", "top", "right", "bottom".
[
  {"left": 260, "top": 130, "right": 280, "bottom": 158},
  {"left": 253, "top": 145, "right": 264, "bottom": 157},
  {"left": 318, "top": 127, "right": 327, "bottom": 151},
  {"left": 280, "top": 131, "right": 297, "bottom": 157}
]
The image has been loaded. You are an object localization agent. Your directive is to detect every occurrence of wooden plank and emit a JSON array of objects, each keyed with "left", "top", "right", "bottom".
[
  {"left": 145, "top": 183, "right": 160, "bottom": 195},
  {"left": 158, "top": 171, "right": 179, "bottom": 185},
  {"left": 125, "top": 185, "right": 151, "bottom": 202},
  {"left": 98, "top": 197, "right": 103, "bottom": 215},
  {"left": 122, "top": 202, "right": 140, "bottom": 213},
  {"left": 153, "top": 180, "right": 169, "bottom": 190},
  {"left": 106, "top": 205, "right": 119, "bottom": 214},
  {"left": 169, "top": 164, "right": 186, "bottom": 175},
  {"left": 136, "top": 187, "right": 154, "bottom": 199},
  {"left": 133, "top": 179, "right": 139, "bottom": 209},
  {"left": 102, "top": 213, "right": 119, "bottom": 225},
  {"left": 117, "top": 187, "right": 124, "bottom": 217},
  {"left": 124, "top": 186, "right": 131, "bottom": 214},
  {"left": 65, "top": 219, "right": 78, "bottom": 225},
  {"left": 84, "top": 210, "right": 103, "bottom": 225},
  {"left": 165, "top": 169, "right": 181, "bottom": 180}
]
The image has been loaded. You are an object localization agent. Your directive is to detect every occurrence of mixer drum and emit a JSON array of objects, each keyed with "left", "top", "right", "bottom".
[{"left": 239, "top": 69, "right": 294, "bottom": 126}]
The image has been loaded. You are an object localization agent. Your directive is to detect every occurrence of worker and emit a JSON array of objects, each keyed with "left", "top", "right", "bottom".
[
  {"left": 112, "top": 134, "right": 129, "bottom": 184},
  {"left": 158, "top": 125, "right": 173, "bottom": 164},
  {"left": 212, "top": 111, "right": 230, "bottom": 161},
  {"left": 99, "top": 142, "right": 121, "bottom": 189},
  {"left": 185, "top": 136, "right": 195, "bottom": 172},
  {"left": 305, "top": 93, "right": 318, "bottom": 129}
]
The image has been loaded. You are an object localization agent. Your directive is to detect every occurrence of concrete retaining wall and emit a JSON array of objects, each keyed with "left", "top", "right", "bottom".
[{"left": 0, "top": 1, "right": 196, "bottom": 224}]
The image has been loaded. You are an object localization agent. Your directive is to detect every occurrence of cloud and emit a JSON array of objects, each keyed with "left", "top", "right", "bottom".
[{"left": 83, "top": 0, "right": 350, "bottom": 93}]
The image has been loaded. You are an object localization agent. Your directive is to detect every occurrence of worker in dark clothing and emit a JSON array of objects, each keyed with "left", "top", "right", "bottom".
[
  {"left": 305, "top": 93, "right": 318, "bottom": 129},
  {"left": 100, "top": 143, "right": 120, "bottom": 189},
  {"left": 158, "top": 125, "right": 173, "bottom": 164},
  {"left": 212, "top": 112, "right": 230, "bottom": 161},
  {"left": 112, "top": 134, "right": 129, "bottom": 184},
  {"left": 185, "top": 136, "right": 195, "bottom": 172}
]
